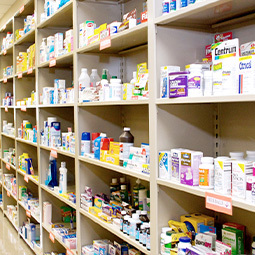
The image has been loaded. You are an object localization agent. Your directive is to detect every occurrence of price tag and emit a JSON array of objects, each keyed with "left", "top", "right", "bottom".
[
  {"left": 6, "top": 163, "right": 10, "bottom": 170},
  {"left": 205, "top": 192, "right": 233, "bottom": 216},
  {"left": 24, "top": 174, "right": 29, "bottom": 183},
  {"left": 3, "top": 49, "right": 7, "bottom": 55},
  {"left": 18, "top": 72, "right": 22, "bottom": 79},
  {"left": 3, "top": 77, "right": 7, "bottom": 83},
  {"left": 26, "top": 209, "right": 31, "bottom": 218},
  {"left": 49, "top": 231, "right": 55, "bottom": 243},
  {"left": 27, "top": 67, "right": 33, "bottom": 74},
  {"left": 20, "top": 5, "right": 25, "bottom": 14},
  {"left": 50, "top": 148, "right": 58, "bottom": 158},
  {"left": 66, "top": 248, "right": 73, "bottom": 255},
  {"left": 7, "top": 191, "right": 10, "bottom": 197},
  {"left": 3, "top": 24, "right": 6, "bottom": 30},
  {"left": 5, "top": 106, "right": 8, "bottom": 112},
  {"left": 21, "top": 106, "right": 27, "bottom": 112},
  {"left": 49, "top": 58, "right": 56, "bottom": 67},
  {"left": 100, "top": 28, "right": 111, "bottom": 51}
]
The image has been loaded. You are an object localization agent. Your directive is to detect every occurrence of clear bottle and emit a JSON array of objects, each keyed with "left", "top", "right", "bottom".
[
  {"left": 90, "top": 69, "right": 100, "bottom": 88},
  {"left": 119, "top": 127, "right": 134, "bottom": 166},
  {"left": 199, "top": 157, "right": 214, "bottom": 190},
  {"left": 139, "top": 225, "right": 145, "bottom": 244},
  {"left": 130, "top": 71, "right": 137, "bottom": 84},
  {"left": 59, "top": 162, "right": 67, "bottom": 194},
  {"left": 40, "top": 38, "right": 47, "bottom": 63},
  {"left": 123, "top": 215, "right": 130, "bottom": 234},
  {"left": 178, "top": 236, "right": 191, "bottom": 255},
  {"left": 79, "top": 68, "right": 90, "bottom": 103},
  {"left": 120, "top": 211, "right": 127, "bottom": 232}
]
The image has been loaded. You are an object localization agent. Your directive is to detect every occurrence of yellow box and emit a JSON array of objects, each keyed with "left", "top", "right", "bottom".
[
  {"left": 180, "top": 214, "right": 204, "bottom": 233},
  {"left": 191, "top": 213, "right": 214, "bottom": 227},
  {"left": 168, "top": 220, "right": 188, "bottom": 233},
  {"left": 109, "top": 142, "right": 120, "bottom": 155},
  {"left": 89, "top": 206, "right": 101, "bottom": 218},
  {"left": 100, "top": 149, "right": 108, "bottom": 162},
  {"left": 98, "top": 212, "right": 112, "bottom": 223},
  {"left": 105, "top": 153, "right": 119, "bottom": 165}
]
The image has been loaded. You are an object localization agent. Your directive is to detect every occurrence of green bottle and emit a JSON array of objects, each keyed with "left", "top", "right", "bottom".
[
  {"left": 120, "top": 185, "right": 128, "bottom": 203},
  {"left": 133, "top": 179, "right": 145, "bottom": 209}
]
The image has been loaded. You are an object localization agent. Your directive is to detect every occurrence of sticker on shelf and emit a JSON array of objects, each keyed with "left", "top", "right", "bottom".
[
  {"left": 66, "top": 248, "right": 74, "bottom": 255},
  {"left": 7, "top": 191, "right": 10, "bottom": 197},
  {"left": 3, "top": 24, "right": 6, "bottom": 30},
  {"left": 27, "top": 67, "right": 33, "bottom": 74},
  {"left": 49, "top": 58, "right": 56, "bottom": 67},
  {"left": 5, "top": 106, "right": 8, "bottom": 112},
  {"left": 3, "top": 77, "right": 7, "bottom": 83},
  {"left": 6, "top": 163, "right": 10, "bottom": 170},
  {"left": 21, "top": 106, "right": 26, "bottom": 112},
  {"left": 49, "top": 231, "right": 55, "bottom": 243},
  {"left": 3, "top": 49, "right": 7, "bottom": 55},
  {"left": 214, "top": 2, "right": 232, "bottom": 14},
  {"left": 26, "top": 209, "right": 31, "bottom": 218},
  {"left": 205, "top": 192, "right": 232, "bottom": 216},
  {"left": 100, "top": 28, "right": 111, "bottom": 51},
  {"left": 19, "top": 5, "right": 24, "bottom": 14},
  {"left": 18, "top": 72, "right": 22, "bottom": 79},
  {"left": 50, "top": 148, "right": 58, "bottom": 158},
  {"left": 24, "top": 174, "right": 29, "bottom": 183}
]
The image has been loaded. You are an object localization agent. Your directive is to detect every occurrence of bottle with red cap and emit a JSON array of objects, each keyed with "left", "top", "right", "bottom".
[
  {"left": 91, "top": 133, "right": 100, "bottom": 153},
  {"left": 100, "top": 137, "right": 110, "bottom": 161}
]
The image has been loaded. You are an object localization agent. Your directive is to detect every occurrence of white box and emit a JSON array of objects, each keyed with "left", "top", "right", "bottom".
[{"left": 43, "top": 202, "right": 52, "bottom": 225}]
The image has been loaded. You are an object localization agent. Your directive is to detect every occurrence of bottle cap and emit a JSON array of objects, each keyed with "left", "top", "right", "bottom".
[
  {"left": 179, "top": 236, "right": 191, "bottom": 243},
  {"left": 136, "top": 210, "right": 141, "bottom": 215},
  {"left": 82, "top": 132, "right": 90, "bottom": 141},
  {"left": 141, "top": 211, "right": 147, "bottom": 215},
  {"left": 92, "top": 69, "right": 97, "bottom": 72},
  {"left": 229, "top": 152, "right": 244, "bottom": 158},
  {"left": 162, "top": 227, "right": 172, "bottom": 234},
  {"left": 121, "top": 185, "right": 126, "bottom": 190},
  {"left": 81, "top": 68, "right": 87, "bottom": 72},
  {"left": 111, "top": 178, "right": 118, "bottom": 184},
  {"left": 201, "top": 157, "right": 214, "bottom": 164},
  {"left": 124, "top": 127, "right": 131, "bottom": 131},
  {"left": 61, "top": 162, "right": 66, "bottom": 168},
  {"left": 100, "top": 133, "right": 107, "bottom": 137},
  {"left": 112, "top": 76, "right": 117, "bottom": 79},
  {"left": 102, "top": 69, "right": 108, "bottom": 79},
  {"left": 121, "top": 211, "right": 127, "bottom": 216},
  {"left": 132, "top": 214, "right": 139, "bottom": 220},
  {"left": 166, "top": 231, "right": 173, "bottom": 236},
  {"left": 136, "top": 179, "right": 141, "bottom": 184}
]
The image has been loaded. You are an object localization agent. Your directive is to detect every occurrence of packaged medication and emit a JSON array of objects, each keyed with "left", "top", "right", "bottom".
[
  {"left": 239, "top": 55, "right": 255, "bottom": 94},
  {"left": 216, "top": 240, "right": 232, "bottom": 255},
  {"left": 160, "top": 66, "right": 180, "bottom": 98},
  {"left": 199, "top": 157, "right": 214, "bottom": 189},
  {"left": 171, "top": 148, "right": 182, "bottom": 182},
  {"left": 159, "top": 151, "right": 171, "bottom": 180},
  {"left": 180, "top": 150, "right": 203, "bottom": 186},
  {"left": 180, "top": 215, "right": 204, "bottom": 232},
  {"left": 212, "top": 38, "right": 239, "bottom": 95},
  {"left": 169, "top": 72, "right": 188, "bottom": 98},
  {"left": 203, "top": 71, "right": 213, "bottom": 96},
  {"left": 162, "top": 0, "right": 170, "bottom": 15},
  {"left": 240, "top": 41, "right": 255, "bottom": 56},
  {"left": 186, "top": 64, "right": 203, "bottom": 97},
  {"left": 214, "top": 157, "right": 231, "bottom": 195}
]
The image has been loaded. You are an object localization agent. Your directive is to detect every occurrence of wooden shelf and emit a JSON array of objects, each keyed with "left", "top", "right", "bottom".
[
  {"left": 19, "top": 232, "right": 42, "bottom": 255},
  {"left": 14, "top": 0, "right": 35, "bottom": 18},
  {"left": 3, "top": 184, "right": 17, "bottom": 201},
  {"left": 17, "top": 168, "right": 39, "bottom": 186},
  {"left": 0, "top": 75, "right": 14, "bottom": 83},
  {"left": 78, "top": 99, "right": 149, "bottom": 107},
  {"left": 4, "top": 210, "right": 18, "bottom": 231},
  {"left": 1, "top": 132, "right": 15, "bottom": 140},
  {"left": 16, "top": 138, "right": 37, "bottom": 147},
  {"left": 39, "top": 103, "right": 74, "bottom": 108},
  {"left": 15, "top": 67, "right": 36, "bottom": 78},
  {"left": 38, "top": 51, "right": 73, "bottom": 68},
  {"left": 15, "top": 29, "right": 35, "bottom": 45},
  {"left": 40, "top": 144, "right": 75, "bottom": 159},
  {"left": 2, "top": 159, "right": 16, "bottom": 171},
  {"left": 0, "top": 44, "right": 13, "bottom": 56}
]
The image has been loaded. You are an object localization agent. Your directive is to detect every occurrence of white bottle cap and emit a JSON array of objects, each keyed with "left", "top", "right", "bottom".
[
  {"left": 100, "top": 133, "right": 107, "bottom": 137},
  {"left": 141, "top": 211, "right": 147, "bottom": 215},
  {"left": 136, "top": 210, "right": 141, "bottom": 215},
  {"left": 201, "top": 157, "right": 214, "bottom": 164},
  {"left": 162, "top": 227, "right": 172, "bottom": 234},
  {"left": 61, "top": 162, "right": 66, "bottom": 168},
  {"left": 124, "top": 127, "right": 130, "bottom": 131},
  {"left": 121, "top": 185, "right": 126, "bottom": 190},
  {"left": 230, "top": 152, "right": 244, "bottom": 158},
  {"left": 246, "top": 151, "right": 255, "bottom": 156},
  {"left": 121, "top": 211, "right": 127, "bottom": 216},
  {"left": 111, "top": 178, "right": 118, "bottom": 184},
  {"left": 91, "top": 69, "right": 97, "bottom": 72},
  {"left": 81, "top": 68, "right": 87, "bottom": 72}
]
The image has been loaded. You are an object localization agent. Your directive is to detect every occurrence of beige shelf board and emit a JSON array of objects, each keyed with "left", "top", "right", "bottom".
[
  {"left": 19, "top": 232, "right": 42, "bottom": 255},
  {"left": 0, "top": 204, "right": 3, "bottom": 211},
  {"left": 15, "top": 68, "right": 36, "bottom": 78},
  {"left": 156, "top": 94, "right": 255, "bottom": 105},
  {"left": 0, "top": 44, "right": 14, "bottom": 56},
  {"left": 42, "top": 222, "right": 77, "bottom": 254},
  {"left": 79, "top": 156, "right": 150, "bottom": 182},
  {"left": 2, "top": 159, "right": 17, "bottom": 171},
  {"left": 16, "top": 105, "right": 36, "bottom": 109},
  {"left": 17, "top": 168, "right": 39, "bottom": 186},
  {"left": 4, "top": 210, "right": 18, "bottom": 231},
  {"left": 78, "top": 99, "right": 149, "bottom": 107},
  {"left": 1, "top": 132, "right": 15, "bottom": 140},
  {"left": 37, "top": 0, "right": 73, "bottom": 28},
  {"left": 3, "top": 184, "right": 17, "bottom": 201},
  {"left": 157, "top": 178, "right": 255, "bottom": 213},
  {"left": 39, "top": 103, "right": 74, "bottom": 108},
  {"left": 40, "top": 144, "right": 75, "bottom": 158},
  {"left": 15, "top": 29, "right": 35, "bottom": 45},
  {"left": 1, "top": 106, "right": 15, "bottom": 109},
  {"left": 16, "top": 138, "right": 37, "bottom": 147},
  {"left": 38, "top": 51, "right": 73, "bottom": 68},
  {"left": 0, "top": 18, "right": 13, "bottom": 32},
  {"left": 18, "top": 201, "right": 40, "bottom": 223},
  {"left": 155, "top": 0, "right": 255, "bottom": 32},
  {"left": 41, "top": 184, "right": 76, "bottom": 209},
  {"left": 80, "top": 208, "right": 150, "bottom": 255},
  {"left": 77, "top": 23, "right": 148, "bottom": 54},
  {"left": 14, "top": 0, "right": 35, "bottom": 18}
]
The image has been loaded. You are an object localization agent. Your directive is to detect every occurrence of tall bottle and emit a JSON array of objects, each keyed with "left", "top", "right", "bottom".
[
  {"left": 59, "top": 162, "right": 67, "bottom": 194},
  {"left": 90, "top": 69, "right": 100, "bottom": 88},
  {"left": 130, "top": 71, "right": 137, "bottom": 85},
  {"left": 119, "top": 127, "right": 134, "bottom": 166},
  {"left": 40, "top": 38, "right": 47, "bottom": 63},
  {"left": 48, "top": 155, "right": 58, "bottom": 188},
  {"left": 79, "top": 68, "right": 90, "bottom": 103},
  {"left": 99, "top": 69, "right": 109, "bottom": 101},
  {"left": 133, "top": 179, "right": 145, "bottom": 209}
]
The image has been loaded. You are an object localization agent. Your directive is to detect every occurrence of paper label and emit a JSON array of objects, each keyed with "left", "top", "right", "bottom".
[
  {"left": 5, "top": 106, "right": 8, "bottom": 112},
  {"left": 49, "top": 232, "right": 55, "bottom": 243},
  {"left": 50, "top": 148, "right": 58, "bottom": 158},
  {"left": 49, "top": 58, "right": 56, "bottom": 67},
  {"left": 27, "top": 67, "right": 33, "bottom": 74},
  {"left": 20, "top": 5, "right": 24, "bottom": 13},
  {"left": 205, "top": 192, "right": 232, "bottom": 215},
  {"left": 7, "top": 191, "right": 10, "bottom": 197},
  {"left": 21, "top": 106, "right": 26, "bottom": 112},
  {"left": 6, "top": 163, "right": 10, "bottom": 170},
  {"left": 66, "top": 248, "right": 74, "bottom": 255},
  {"left": 18, "top": 72, "right": 22, "bottom": 79},
  {"left": 3, "top": 77, "right": 7, "bottom": 83},
  {"left": 100, "top": 29, "right": 111, "bottom": 51},
  {"left": 26, "top": 209, "right": 31, "bottom": 218},
  {"left": 3, "top": 49, "right": 7, "bottom": 55},
  {"left": 24, "top": 174, "right": 29, "bottom": 183}
]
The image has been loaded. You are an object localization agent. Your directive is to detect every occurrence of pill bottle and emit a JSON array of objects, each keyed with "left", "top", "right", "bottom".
[
  {"left": 161, "top": 227, "right": 172, "bottom": 254},
  {"left": 178, "top": 236, "right": 191, "bottom": 255},
  {"left": 203, "top": 71, "right": 213, "bottom": 96},
  {"left": 110, "top": 78, "right": 122, "bottom": 101},
  {"left": 164, "top": 231, "right": 173, "bottom": 254},
  {"left": 139, "top": 210, "right": 149, "bottom": 223},
  {"left": 120, "top": 210, "right": 127, "bottom": 231},
  {"left": 246, "top": 151, "right": 255, "bottom": 161},
  {"left": 199, "top": 157, "right": 214, "bottom": 189},
  {"left": 187, "top": 64, "right": 203, "bottom": 97},
  {"left": 230, "top": 152, "right": 244, "bottom": 160},
  {"left": 139, "top": 225, "right": 145, "bottom": 244}
]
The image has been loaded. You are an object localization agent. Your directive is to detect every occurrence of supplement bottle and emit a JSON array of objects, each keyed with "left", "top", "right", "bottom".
[
  {"left": 90, "top": 69, "right": 100, "bottom": 88},
  {"left": 110, "top": 78, "right": 122, "bottom": 101},
  {"left": 91, "top": 133, "right": 100, "bottom": 153},
  {"left": 203, "top": 71, "right": 213, "bottom": 96},
  {"left": 178, "top": 236, "right": 191, "bottom": 255},
  {"left": 94, "top": 133, "right": 107, "bottom": 160},
  {"left": 199, "top": 157, "right": 214, "bottom": 189},
  {"left": 81, "top": 132, "right": 91, "bottom": 156},
  {"left": 123, "top": 215, "right": 130, "bottom": 234},
  {"left": 143, "top": 223, "right": 150, "bottom": 246},
  {"left": 161, "top": 227, "right": 172, "bottom": 254},
  {"left": 133, "top": 179, "right": 145, "bottom": 209},
  {"left": 139, "top": 210, "right": 149, "bottom": 223},
  {"left": 131, "top": 214, "right": 141, "bottom": 239},
  {"left": 130, "top": 71, "right": 137, "bottom": 84},
  {"left": 59, "top": 162, "right": 67, "bottom": 194},
  {"left": 164, "top": 231, "right": 173, "bottom": 254},
  {"left": 120, "top": 211, "right": 127, "bottom": 231},
  {"left": 187, "top": 64, "right": 203, "bottom": 97},
  {"left": 246, "top": 151, "right": 255, "bottom": 161},
  {"left": 146, "top": 223, "right": 151, "bottom": 250},
  {"left": 252, "top": 236, "right": 255, "bottom": 255},
  {"left": 79, "top": 68, "right": 90, "bottom": 103},
  {"left": 110, "top": 178, "right": 119, "bottom": 193},
  {"left": 120, "top": 185, "right": 128, "bottom": 203},
  {"left": 119, "top": 127, "right": 134, "bottom": 166},
  {"left": 229, "top": 152, "right": 244, "bottom": 160},
  {"left": 136, "top": 222, "right": 142, "bottom": 241},
  {"left": 139, "top": 225, "right": 145, "bottom": 244}
]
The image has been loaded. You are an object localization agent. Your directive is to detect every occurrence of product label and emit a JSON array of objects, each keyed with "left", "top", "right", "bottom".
[
  {"left": 180, "top": 0, "right": 188, "bottom": 8},
  {"left": 170, "top": 0, "right": 176, "bottom": 11},
  {"left": 178, "top": 248, "right": 186, "bottom": 255},
  {"left": 162, "top": 2, "right": 170, "bottom": 14},
  {"left": 171, "top": 154, "right": 180, "bottom": 181},
  {"left": 136, "top": 229, "right": 139, "bottom": 240},
  {"left": 199, "top": 168, "right": 209, "bottom": 186},
  {"left": 119, "top": 142, "right": 133, "bottom": 161},
  {"left": 188, "top": 76, "right": 202, "bottom": 90}
]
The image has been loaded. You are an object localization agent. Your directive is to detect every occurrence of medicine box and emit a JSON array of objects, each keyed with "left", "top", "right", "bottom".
[
  {"left": 195, "top": 233, "right": 214, "bottom": 250},
  {"left": 159, "top": 151, "right": 171, "bottom": 180},
  {"left": 240, "top": 41, "right": 255, "bottom": 56},
  {"left": 215, "top": 240, "right": 232, "bottom": 255},
  {"left": 171, "top": 148, "right": 182, "bottom": 182},
  {"left": 169, "top": 72, "right": 188, "bottom": 98},
  {"left": 180, "top": 215, "right": 204, "bottom": 232},
  {"left": 191, "top": 213, "right": 215, "bottom": 227},
  {"left": 93, "top": 240, "right": 108, "bottom": 255}
]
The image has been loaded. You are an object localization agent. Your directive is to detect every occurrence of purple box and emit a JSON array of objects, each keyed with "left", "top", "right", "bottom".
[{"left": 168, "top": 72, "right": 188, "bottom": 98}]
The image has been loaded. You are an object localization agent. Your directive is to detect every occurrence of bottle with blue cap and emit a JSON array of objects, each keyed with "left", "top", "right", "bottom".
[
  {"left": 178, "top": 236, "right": 191, "bottom": 254},
  {"left": 81, "top": 132, "right": 91, "bottom": 156}
]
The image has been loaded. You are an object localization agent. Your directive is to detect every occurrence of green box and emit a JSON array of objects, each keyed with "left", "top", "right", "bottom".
[{"left": 222, "top": 227, "right": 244, "bottom": 255}]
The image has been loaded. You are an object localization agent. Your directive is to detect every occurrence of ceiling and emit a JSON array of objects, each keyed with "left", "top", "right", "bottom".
[{"left": 0, "top": 0, "right": 16, "bottom": 20}]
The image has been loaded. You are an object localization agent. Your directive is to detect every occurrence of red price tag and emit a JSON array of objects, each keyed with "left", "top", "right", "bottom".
[
  {"left": 20, "top": 5, "right": 25, "bottom": 13},
  {"left": 7, "top": 191, "right": 10, "bottom": 197},
  {"left": 3, "top": 49, "right": 7, "bottom": 55},
  {"left": 24, "top": 174, "right": 29, "bottom": 183},
  {"left": 3, "top": 77, "right": 7, "bottom": 83},
  {"left": 27, "top": 67, "right": 33, "bottom": 74},
  {"left": 6, "top": 163, "right": 10, "bottom": 170},
  {"left": 18, "top": 72, "right": 23, "bottom": 79},
  {"left": 21, "top": 106, "right": 27, "bottom": 112},
  {"left": 3, "top": 24, "right": 6, "bottom": 30},
  {"left": 66, "top": 248, "right": 74, "bottom": 255},
  {"left": 49, "top": 58, "right": 56, "bottom": 67},
  {"left": 26, "top": 209, "right": 31, "bottom": 218},
  {"left": 5, "top": 106, "right": 8, "bottom": 112},
  {"left": 50, "top": 148, "right": 58, "bottom": 158},
  {"left": 205, "top": 192, "right": 233, "bottom": 216},
  {"left": 49, "top": 231, "right": 55, "bottom": 243}
]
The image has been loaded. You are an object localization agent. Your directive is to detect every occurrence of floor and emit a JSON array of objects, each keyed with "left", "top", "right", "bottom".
[{"left": 0, "top": 210, "right": 34, "bottom": 255}]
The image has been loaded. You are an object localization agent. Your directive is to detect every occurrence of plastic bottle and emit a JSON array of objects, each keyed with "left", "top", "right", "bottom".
[
  {"left": 199, "top": 157, "right": 214, "bottom": 189},
  {"left": 119, "top": 127, "right": 134, "bottom": 166},
  {"left": 146, "top": 223, "right": 151, "bottom": 250},
  {"left": 79, "top": 68, "right": 90, "bottom": 103},
  {"left": 110, "top": 78, "right": 122, "bottom": 101},
  {"left": 142, "top": 223, "right": 150, "bottom": 246},
  {"left": 170, "top": 0, "right": 180, "bottom": 11},
  {"left": 90, "top": 69, "right": 100, "bottom": 88},
  {"left": 136, "top": 222, "right": 142, "bottom": 241},
  {"left": 161, "top": 227, "right": 172, "bottom": 254},
  {"left": 123, "top": 215, "right": 131, "bottom": 234},
  {"left": 203, "top": 71, "right": 213, "bottom": 96},
  {"left": 99, "top": 69, "right": 109, "bottom": 101},
  {"left": 139, "top": 225, "right": 145, "bottom": 244},
  {"left": 162, "top": 0, "right": 170, "bottom": 15},
  {"left": 130, "top": 71, "right": 137, "bottom": 85},
  {"left": 130, "top": 214, "right": 141, "bottom": 239},
  {"left": 229, "top": 152, "right": 244, "bottom": 160},
  {"left": 94, "top": 133, "right": 107, "bottom": 160},
  {"left": 246, "top": 151, "right": 255, "bottom": 161},
  {"left": 139, "top": 210, "right": 149, "bottom": 223},
  {"left": 47, "top": 155, "right": 58, "bottom": 188},
  {"left": 165, "top": 231, "right": 173, "bottom": 254},
  {"left": 120, "top": 211, "right": 127, "bottom": 231},
  {"left": 110, "top": 178, "right": 119, "bottom": 193},
  {"left": 180, "top": 0, "right": 188, "bottom": 8},
  {"left": 120, "top": 184, "right": 128, "bottom": 203},
  {"left": 133, "top": 179, "right": 145, "bottom": 209},
  {"left": 252, "top": 236, "right": 255, "bottom": 255},
  {"left": 91, "top": 133, "right": 100, "bottom": 153},
  {"left": 188, "top": 64, "right": 203, "bottom": 97},
  {"left": 40, "top": 38, "right": 47, "bottom": 63},
  {"left": 178, "top": 236, "right": 191, "bottom": 255},
  {"left": 81, "top": 132, "right": 91, "bottom": 156},
  {"left": 59, "top": 162, "right": 67, "bottom": 194}
]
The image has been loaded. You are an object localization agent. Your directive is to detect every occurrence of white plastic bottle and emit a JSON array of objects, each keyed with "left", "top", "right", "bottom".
[
  {"left": 110, "top": 78, "right": 122, "bottom": 101},
  {"left": 161, "top": 227, "right": 172, "bottom": 254},
  {"left": 79, "top": 68, "right": 90, "bottom": 103},
  {"left": 162, "top": 0, "right": 170, "bottom": 15},
  {"left": 178, "top": 236, "right": 191, "bottom": 255},
  {"left": 130, "top": 71, "right": 137, "bottom": 84},
  {"left": 99, "top": 69, "right": 109, "bottom": 101},
  {"left": 90, "top": 69, "right": 100, "bottom": 88},
  {"left": 81, "top": 132, "right": 91, "bottom": 156},
  {"left": 59, "top": 162, "right": 67, "bottom": 194},
  {"left": 229, "top": 152, "right": 244, "bottom": 160},
  {"left": 187, "top": 64, "right": 203, "bottom": 97},
  {"left": 40, "top": 38, "right": 47, "bottom": 63},
  {"left": 199, "top": 157, "right": 214, "bottom": 189},
  {"left": 203, "top": 71, "right": 213, "bottom": 96}
]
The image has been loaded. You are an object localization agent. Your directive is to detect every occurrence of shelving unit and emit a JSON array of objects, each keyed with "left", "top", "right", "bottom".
[{"left": 0, "top": 0, "right": 254, "bottom": 254}]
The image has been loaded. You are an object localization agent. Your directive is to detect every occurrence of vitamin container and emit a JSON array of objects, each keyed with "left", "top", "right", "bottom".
[
  {"left": 162, "top": 0, "right": 170, "bottom": 15},
  {"left": 230, "top": 151, "right": 244, "bottom": 160},
  {"left": 178, "top": 236, "right": 191, "bottom": 255},
  {"left": 246, "top": 151, "right": 255, "bottom": 161},
  {"left": 110, "top": 79, "right": 122, "bottom": 101},
  {"left": 161, "top": 227, "right": 172, "bottom": 254},
  {"left": 203, "top": 70, "right": 213, "bottom": 96},
  {"left": 187, "top": 64, "right": 203, "bottom": 97},
  {"left": 199, "top": 157, "right": 214, "bottom": 189}
]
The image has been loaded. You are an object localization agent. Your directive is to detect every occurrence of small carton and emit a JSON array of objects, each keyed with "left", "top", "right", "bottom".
[
  {"left": 169, "top": 72, "right": 188, "bottom": 98},
  {"left": 180, "top": 215, "right": 204, "bottom": 233},
  {"left": 195, "top": 233, "right": 214, "bottom": 250},
  {"left": 159, "top": 151, "right": 171, "bottom": 180},
  {"left": 215, "top": 240, "right": 232, "bottom": 255},
  {"left": 93, "top": 240, "right": 108, "bottom": 255},
  {"left": 171, "top": 148, "right": 182, "bottom": 182},
  {"left": 240, "top": 41, "right": 255, "bottom": 56},
  {"left": 191, "top": 213, "right": 214, "bottom": 227}
]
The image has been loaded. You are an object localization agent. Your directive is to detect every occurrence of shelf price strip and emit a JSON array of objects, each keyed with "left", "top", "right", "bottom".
[
  {"left": 6, "top": 163, "right": 11, "bottom": 170},
  {"left": 18, "top": 72, "right": 22, "bottom": 79},
  {"left": 27, "top": 67, "right": 33, "bottom": 74},
  {"left": 5, "top": 106, "right": 8, "bottom": 112},
  {"left": 26, "top": 209, "right": 31, "bottom": 218},
  {"left": 66, "top": 248, "right": 74, "bottom": 255},
  {"left": 205, "top": 192, "right": 232, "bottom": 216},
  {"left": 50, "top": 148, "right": 58, "bottom": 158},
  {"left": 3, "top": 77, "right": 7, "bottom": 83},
  {"left": 49, "top": 231, "right": 55, "bottom": 243},
  {"left": 21, "top": 106, "right": 27, "bottom": 112},
  {"left": 49, "top": 58, "right": 56, "bottom": 67},
  {"left": 20, "top": 5, "right": 24, "bottom": 14},
  {"left": 100, "top": 28, "right": 111, "bottom": 51},
  {"left": 7, "top": 191, "right": 10, "bottom": 197},
  {"left": 24, "top": 174, "right": 29, "bottom": 183}
]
